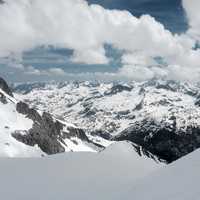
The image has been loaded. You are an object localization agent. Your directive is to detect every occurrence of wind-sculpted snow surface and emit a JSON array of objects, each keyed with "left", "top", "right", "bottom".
[{"left": 0, "top": 141, "right": 162, "bottom": 200}]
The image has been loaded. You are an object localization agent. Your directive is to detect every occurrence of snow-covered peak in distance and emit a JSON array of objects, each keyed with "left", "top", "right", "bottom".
[
  {"left": 14, "top": 79, "right": 200, "bottom": 162},
  {"left": 14, "top": 79, "right": 200, "bottom": 134}
]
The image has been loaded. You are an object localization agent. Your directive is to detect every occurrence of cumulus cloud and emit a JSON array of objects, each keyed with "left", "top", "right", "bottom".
[
  {"left": 0, "top": 0, "right": 200, "bottom": 81},
  {"left": 182, "top": 0, "right": 200, "bottom": 41},
  {"left": 47, "top": 68, "right": 66, "bottom": 76}
]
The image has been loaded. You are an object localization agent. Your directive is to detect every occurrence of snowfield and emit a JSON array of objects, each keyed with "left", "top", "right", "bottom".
[
  {"left": 119, "top": 148, "right": 200, "bottom": 200},
  {"left": 0, "top": 142, "right": 199, "bottom": 200},
  {"left": 0, "top": 142, "right": 162, "bottom": 200}
]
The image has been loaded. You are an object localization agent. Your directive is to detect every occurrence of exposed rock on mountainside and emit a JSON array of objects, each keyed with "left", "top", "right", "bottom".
[
  {"left": 0, "top": 77, "right": 107, "bottom": 157},
  {"left": 13, "top": 101, "right": 65, "bottom": 154},
  {"left": 114, "top": 118, "right": 200, "bottom": 163},
  {"left": 13, "top": 101, "right": 97, "bottom": 154},
  {"left": 14, "top": 79, "right": 200, "bottom": 162}
]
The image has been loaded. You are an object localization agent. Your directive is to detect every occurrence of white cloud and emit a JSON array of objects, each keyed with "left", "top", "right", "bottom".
[
  {"left": 182, "top": 0, "right": 200, "bottom": 41},
  {"left": 47, "top": 68, "right": 66, "bottom": 76},
  {"left": 71, "top": 46, "right": 109, "bottom": 64},
  {"left": 0, "top": 0, "right": 200, "bottom": 81}
]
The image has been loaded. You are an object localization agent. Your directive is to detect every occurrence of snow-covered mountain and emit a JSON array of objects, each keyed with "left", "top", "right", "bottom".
[
  {"left": 14, "top": 79, "right": 200, "bottom": 162},
  {"left": 2, "top": 76, "right": 200, "bottom": 199},
  {"left": 0, "top": 77, "right": 112, "bottom": 157}
]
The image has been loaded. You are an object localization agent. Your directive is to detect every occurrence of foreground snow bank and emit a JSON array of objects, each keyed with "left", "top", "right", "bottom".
[
  {"left": 119, "top": 148, "right": 200, "bottom": 200},
  {"left": 0, "top": 142, "right": 161, "bottom": 200}
]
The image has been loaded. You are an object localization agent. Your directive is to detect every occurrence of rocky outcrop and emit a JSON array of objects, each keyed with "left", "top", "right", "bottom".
[
  {"left": 13, "top": 102, "right": 65, "bottom": 154},
  {"left": 13, "top": 101, "right": 94, "bottom": 154}
]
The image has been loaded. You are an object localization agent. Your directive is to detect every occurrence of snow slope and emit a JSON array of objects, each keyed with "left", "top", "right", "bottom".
[
  {"left": 0, "top": 88, "right": 45, "bottom": 157},
  {"left": 0, "top": 142, "right": 162, "bottom": 200},
  {"left": 118, "top": 148, "right": 200, "bottom": 200},
  {"left": 0, "top": 142, "right": 199, "bottom": 200}
]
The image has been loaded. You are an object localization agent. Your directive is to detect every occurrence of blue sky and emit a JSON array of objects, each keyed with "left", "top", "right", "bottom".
[
  {"left": 1, "top": 0, "right": 199, "bottom": 82},
  {"left": 88, "top": 0, "right": 187, "bottom": 33}
]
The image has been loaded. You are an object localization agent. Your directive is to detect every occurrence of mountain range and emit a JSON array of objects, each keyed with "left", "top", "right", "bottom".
[
  {"left": 13, "top": 79, "right": 200, "bottom": 163},
  {"left": 1, "top": 76, "right": 200, "bottom": 199}
]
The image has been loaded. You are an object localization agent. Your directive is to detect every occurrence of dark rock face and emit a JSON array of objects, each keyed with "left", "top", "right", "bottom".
[
  {"left": 104, "top": 84, "right": 132, "bottom": 96},
  {"left": 63, "top": 127, "right": 89, "bottom": 142},
  {"left": 91, "top": 130, "right": 111, "bottom": 140},
  {"left": 131, "top": 142, "right": 166, "bottom": 163},
  {"left": 13, "top": 101, "right": 92, "bottom": 154},
  {"left": 114, "top": 118, "right": 200, "bottom": 163},
  {"left": 16, "top": 102, "right": 42, "bottom": 122},
  {"left": 0, "top": 77, "right": 13, "bottom": 97},
  {"left": 13, "top": 102, "right": 65, "bottom": 154}
]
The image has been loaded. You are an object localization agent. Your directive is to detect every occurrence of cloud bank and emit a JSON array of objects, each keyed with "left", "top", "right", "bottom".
[{"left": 0, "top": 0, "right": 200, "bottom": 81}]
